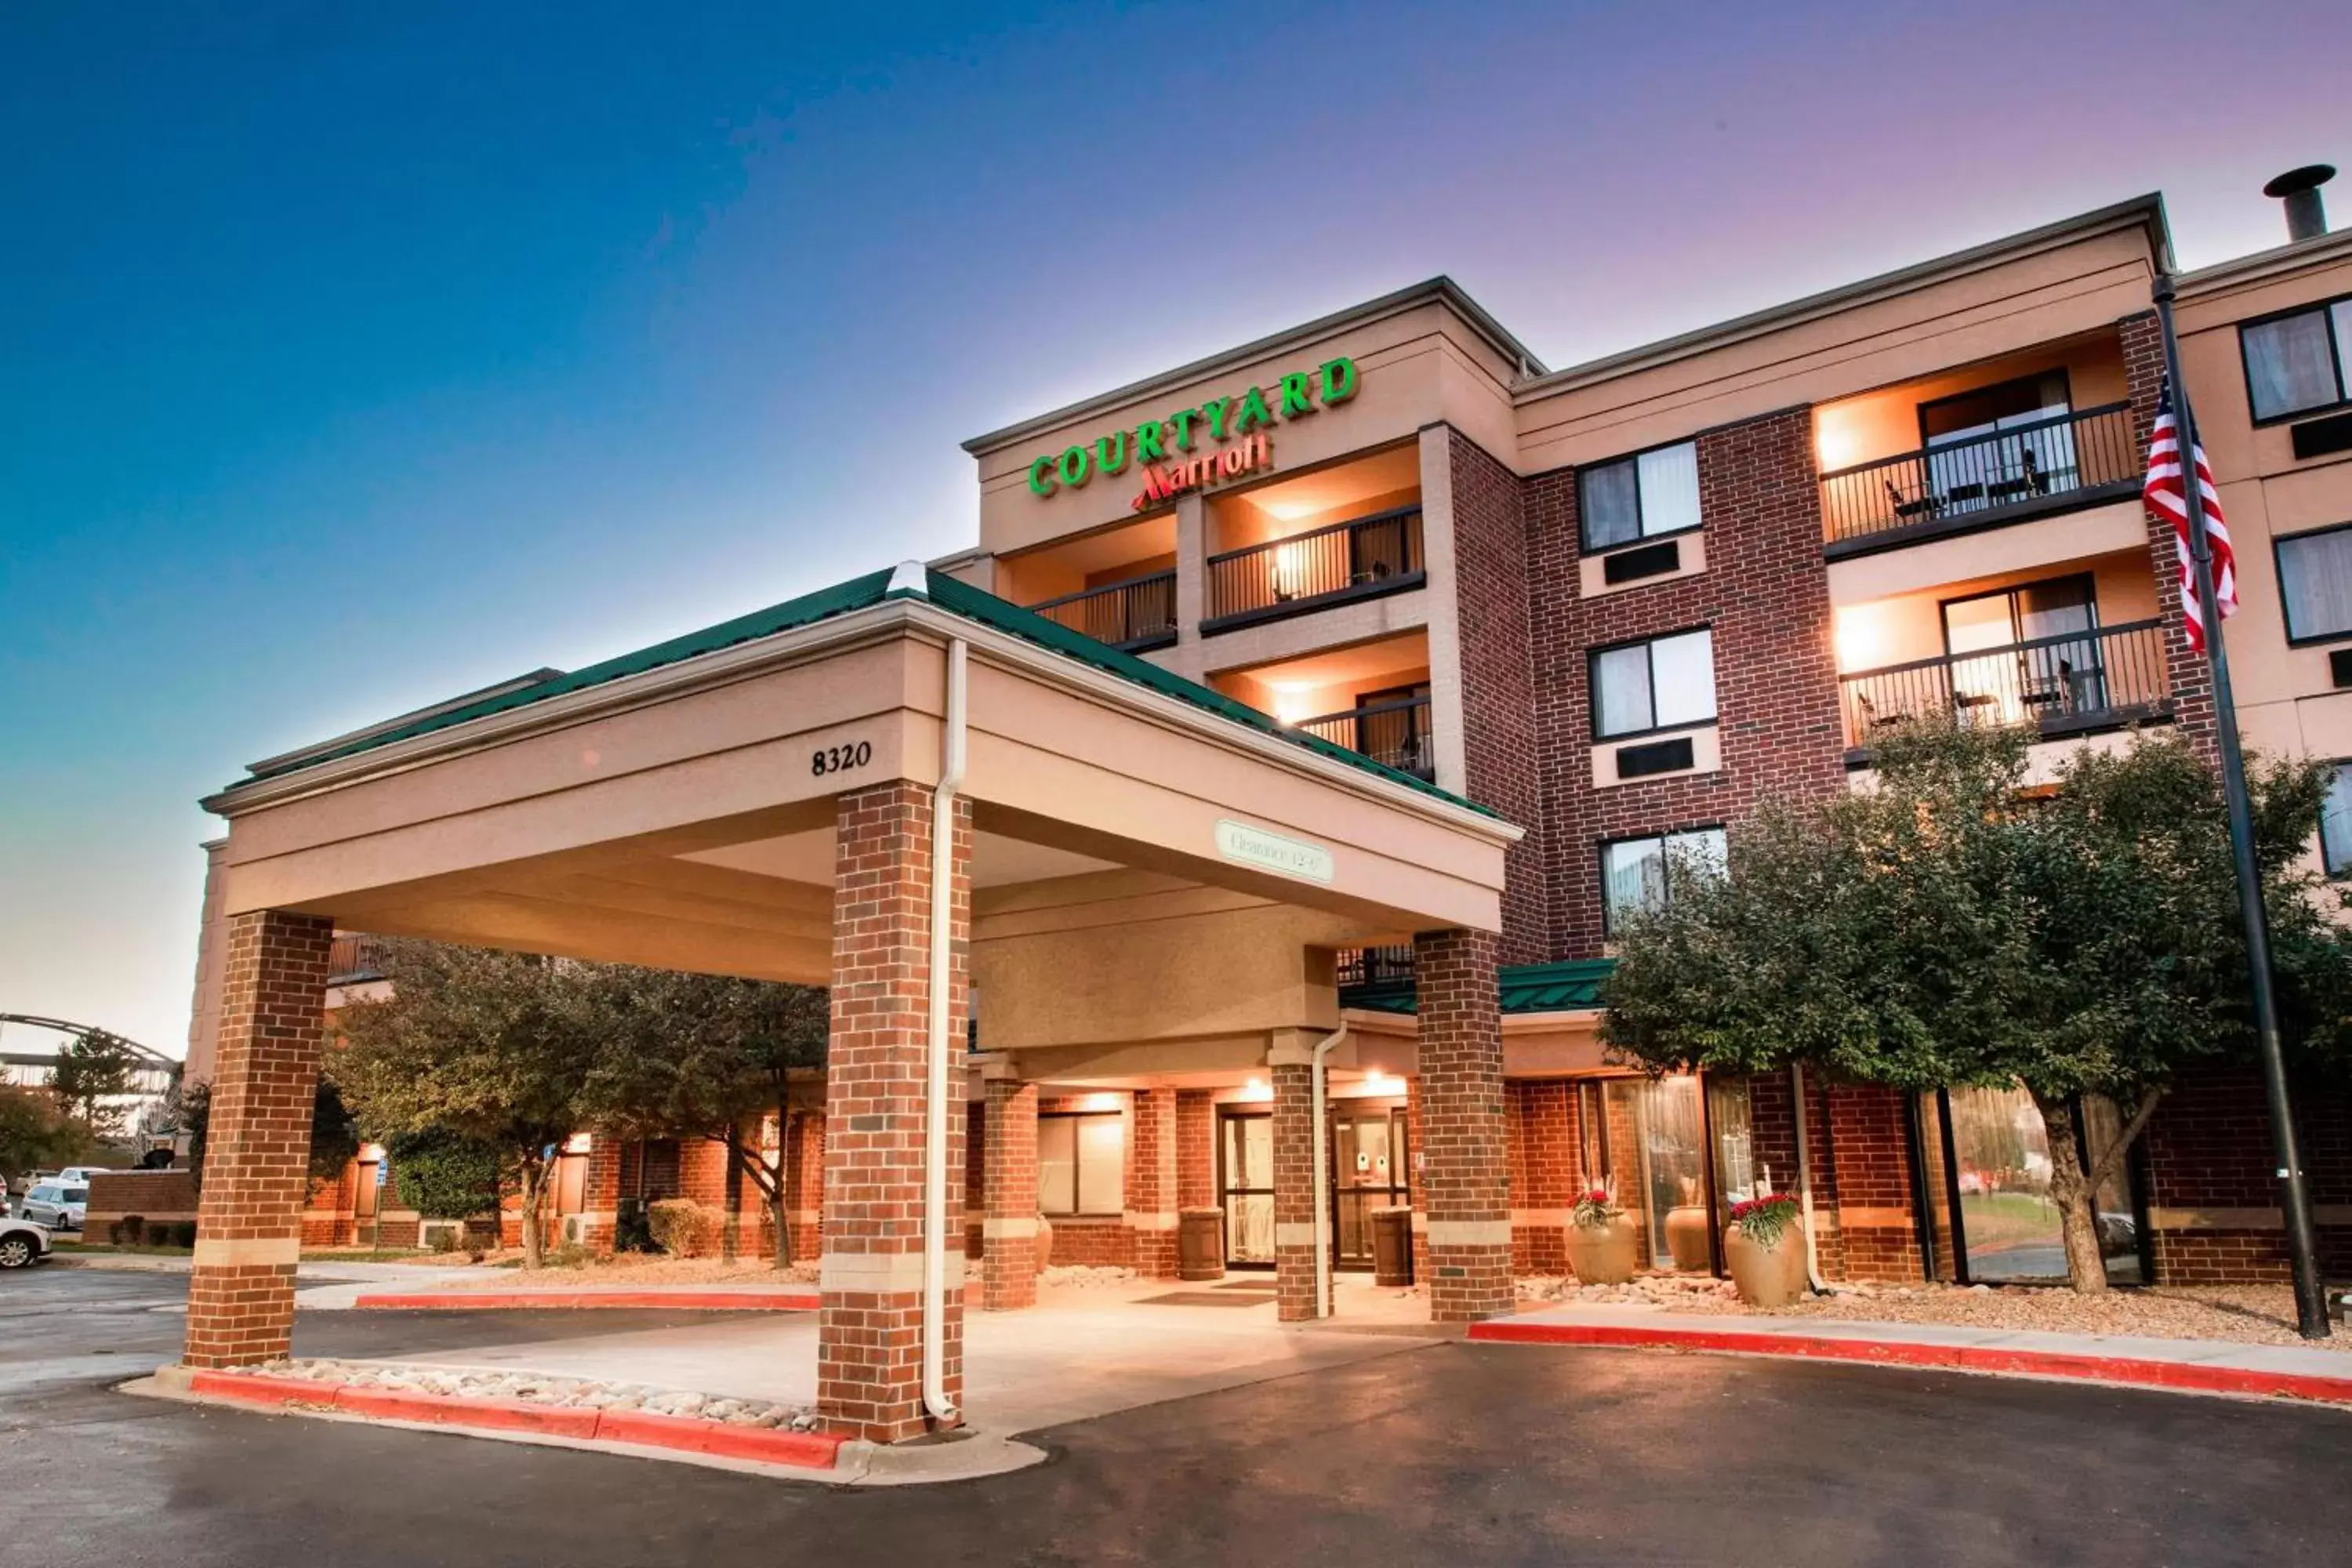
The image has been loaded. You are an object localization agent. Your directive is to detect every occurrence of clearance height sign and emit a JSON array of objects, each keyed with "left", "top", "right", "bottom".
[{"left": 1025, "top": 358, "right": 1359, "bottom": 514}]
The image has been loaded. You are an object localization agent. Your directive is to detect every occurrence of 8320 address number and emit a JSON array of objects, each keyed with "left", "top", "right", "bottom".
[{"left": 810, "top": 740, "right": 873, "bottom": 776}]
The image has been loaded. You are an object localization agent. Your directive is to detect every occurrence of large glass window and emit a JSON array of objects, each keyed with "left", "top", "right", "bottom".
[
  {"left": 1600, "top": 827, "right": 1726, "bottom": 934},
  {"left": 1592, "top": 628, "right": 1715, "bottom": 739},
  {"left": 2277, "top": 524, "right": 2352, "bottom": 643},
  {"left": 2241, "top": 299, "right": 2352, "bottom": 423},
  {"left": 2321, "top": 765, "right": 2352, "bottom": 878},
  {"left": 1039, "top": 1111, "right": 1124, "bottom": 1217},
  {"left": 1926, "top": 1084, "right": 2142, "bottom": 1286},
  {"left": 1580, "top": 441, "right": 1702, "bottom": 551},
  {"left": 1602, "top": 1076, "right": 1711, "bottom": 1272}
]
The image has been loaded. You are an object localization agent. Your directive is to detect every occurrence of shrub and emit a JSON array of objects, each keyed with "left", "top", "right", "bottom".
[
  {"left": 646, "top": 1198, "right": 716, "bottom": 1257},
  {"left": 143, "top": 1220, "right": 173, "bottom": 1247},
  {"left": 546, "top": 1241, "right": 593, "bottom": 1270},
  {"left": 169, "top": 1221, "right": 197, "bottom": 1248},
  {"left": 113, "top": 1214, "right": 146, "bottom": 1245},
  {"left": 426, "top": 1223, "right": 469, "bottom": 1254}
]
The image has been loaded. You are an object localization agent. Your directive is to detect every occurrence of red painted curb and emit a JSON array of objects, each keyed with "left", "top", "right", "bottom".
[
  {"left": 179, "top": 1370, "right": 844, "bottom": 1470},
  {"left": 1465, "top": 1320, "right": 2352, "bottom": 1404},
  {"left": 593, "top": 1406, "right": 848, "bottom": 1468},
  {"left": 332, "top": 1385, "right": 603, "bottom": 1438},
  {"left": 188, "top": 1370, "right": 346, "bottom": 1408},
  {"left": 352, "top": 1290, "right": 820, "bottom": 1312}
]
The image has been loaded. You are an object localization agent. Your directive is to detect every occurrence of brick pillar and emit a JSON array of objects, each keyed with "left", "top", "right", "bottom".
[
  {"left": 818, "top": 782, "right": 969, "bottom": 1443},
  {"left": 981, "top": 1069, "right": 1039, "bottom": 1310},
  {"left": 581, "top": 1134, "right": 622, "bottom": 1254},
  {"left": 1269, "top": 1043, "right": 1324, "bottom": 1322},
  {"left": 1128, "top": 1088, "right": 1181, "bottom": 1279},
  {"left": 2121, "top": 309, "right": 2220, "bottom": 755},
  {"left": 1405, "top": 1072, "right": 1429, "bottom": 1279},
  {"left": 1175, "top": 1089, "right": 1214, "bottom": 1210},
  {"left": 183, "top": 909, "right": 334, "bottom": 1370},
  {"left": 782, "top": 1110, "right": 824, "bottom": 1264},
  {"left": 1415, "top": 928, "right": 1511, "bottom": 1321}
]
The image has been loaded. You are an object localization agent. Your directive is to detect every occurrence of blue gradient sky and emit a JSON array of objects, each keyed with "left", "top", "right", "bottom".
[{"left": 4, "top": 2, "right": 2346, "bottom": 1055}]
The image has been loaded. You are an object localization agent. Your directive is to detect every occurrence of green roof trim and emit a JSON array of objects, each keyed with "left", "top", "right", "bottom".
[
  {"left": 1338, "top": 957, "right": 1615, "bottom": 1017},
  {"left": 233, "top": 564, "right": 1492, "bottom": 818}
]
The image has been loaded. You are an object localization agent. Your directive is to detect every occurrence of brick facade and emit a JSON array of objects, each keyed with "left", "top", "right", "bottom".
[
  {"left": 1526, "top": 407, "right": 1845, "bottom": 959},
  {"left": 816, "top": 781, "right": 969, "bottom": 1443},
  {"left": 1175, "top": 1089, "right": 1214, "bottom": 1210},
  {"left": 1506, "top": 1080, "right": 1577, "bottom": 1276},
  {"left": 980, "top": 1076, "right": 1039, "bottom": 1309},
  {"left": 1414, "top": 927, "right": 1512, "bottom": 1319},
  {"left": 1269, "top": 1058, "right": 1322, "bottom": 1321},
  {"left": 1129, "top": 1087, "right": 1181, "bottom": 1279},
  {"left": 184, "top": 909, "right": 335, "bottom": 1370},
  {"left": 2119, "top": 309, "right": 2220, "bottom": 754}
]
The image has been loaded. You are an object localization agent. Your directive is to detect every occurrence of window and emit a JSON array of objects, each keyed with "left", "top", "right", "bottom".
[
  {"left": 1599, "top": 827, "right": 1726, "bottom": 933},
  {"left": 2277, "top": 524, "right": 2352, "bottom": 644},
  {"left": 1580, "top": 441, "right": 1701, "bottom": 552},
  {"left": 2241, "top": 298, "right": 2352, "bottom": 423},
  {"left": 1592, "top": 628, "right": 1715, "bottom": 739},
  {"left": 1039, "top": 1111, "right": 1124, "bottom": 1217},
  {"left": 2322, "top": 766, "right": 2352, "bottom": 878}
]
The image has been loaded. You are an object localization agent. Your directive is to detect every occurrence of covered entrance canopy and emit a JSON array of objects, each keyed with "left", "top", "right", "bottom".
[{"left": 187, "top": 564, "right": 1519, "bottom": 1443}]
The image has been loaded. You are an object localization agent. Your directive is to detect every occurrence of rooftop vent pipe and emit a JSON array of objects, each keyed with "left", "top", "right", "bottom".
[{"left": 2265, "top": 165, "right": 2336, "bottom": 243}]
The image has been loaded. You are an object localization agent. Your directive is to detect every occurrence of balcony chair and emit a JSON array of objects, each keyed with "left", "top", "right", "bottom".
[{"left": 1883, "top": 478, "right": 1940, "bottom": 522}]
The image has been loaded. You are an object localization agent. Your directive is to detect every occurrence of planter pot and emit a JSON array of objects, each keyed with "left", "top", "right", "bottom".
[
  {"left": 1723, "top": 1220, "right": 1809, "bottom": 1308},
  {"left": 1563, "top": 1214, "right": 1639, "bottom": 1286},
  {"left": 1033, "top": 1214, "right": 1054, "bottom": 1274},
  {"left": 1664, "top": 1204, "right": 1712, "bottom": 1272}
]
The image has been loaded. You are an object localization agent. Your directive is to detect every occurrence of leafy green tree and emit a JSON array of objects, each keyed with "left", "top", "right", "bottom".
[
  {"left": 335, "top": 942, "right": 610, "bottom": 1269},
  {"left": 0, "top": 1084, "right": 95, "bottom": 1189},
  {"left": 585, "top": 972, "right": 829, "bottom": 1269},
  {"left": 1602, "top": 720, "right": 2352, "bottom": 1292},
  {"left": 46, "top": 1032, "right": 143, "bottom": 1138},
  {"left": 388, "top": 1127, "right": 504, "bottom": 1222}
]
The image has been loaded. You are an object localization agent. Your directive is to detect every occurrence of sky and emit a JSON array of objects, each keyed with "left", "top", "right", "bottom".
[{"left": 3, "top": 0, "right": 2347, "bottom": 1058}]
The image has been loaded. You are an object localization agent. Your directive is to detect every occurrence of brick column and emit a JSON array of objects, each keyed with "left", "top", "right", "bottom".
[
  {"left": 1414, "top": 927, "right": 1511, "bottom": 1321},
  {"left": 580, "top": 1134, "right": 622, "bottom": 1254},
  {"left": 2121, "top": 309, "right": 2220, "bottom": 754},
  {"left": 782, "top": 1110, "right": 825, "bottom": 1264},
  {"left": 1175, "top": 1089, "right": 1214, "bottom": 1209},
  {"left": 1127, "top": 1088, "right": 1181, "bottom": 1278},
  {"left": 1269, "top": 1040, "right": 1324, "bottom": 1322},
  {"left": 818, "top": 782, "right": 969, "bottom": 1443},
  {"left": 183, "top": 909, "right": 334, "bottom": 1370},
  {"left": 1405, "top": 1073, "right": 1428, "bottom": 1279},
  {"left": 981, "top": 1068, "right": 1039, "bottom": 1310}
]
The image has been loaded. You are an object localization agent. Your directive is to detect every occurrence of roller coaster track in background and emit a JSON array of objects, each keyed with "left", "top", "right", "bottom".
[{"left": 0, "top": 1014, "right": 176, "bottom": 1068}]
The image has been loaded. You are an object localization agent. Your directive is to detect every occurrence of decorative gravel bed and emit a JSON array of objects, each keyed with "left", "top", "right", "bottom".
[
  {"left": 229, "top": 1359, "right": 822, "bottom": 1427},
  {"left": 1037, "top": 1265, "right": 1138, "bottom": 1288},
  {"left": 1517, "top": 1274, "right": 2352, "bottom": 1352},
  {"left": 405, "top": 1257, "right": 821, "bottom": 1289}
]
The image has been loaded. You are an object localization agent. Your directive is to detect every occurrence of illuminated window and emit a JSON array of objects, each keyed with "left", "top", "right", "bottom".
[{"left": 1039, "top": 1112, "right": 1125, "bottom": 1217}]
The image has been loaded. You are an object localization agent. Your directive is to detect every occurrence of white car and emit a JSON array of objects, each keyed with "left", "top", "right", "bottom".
[
  {"left": 0, "top": 1218, "right": 50, "bottom": 1269},
  {"left": 20, "top": 1181, "right": 88, "bottom": 1232}
]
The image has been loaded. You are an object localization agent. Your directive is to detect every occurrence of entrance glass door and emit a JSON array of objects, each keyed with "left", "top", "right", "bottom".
[
  {"left": 1220, "top": 1110, "right": 1275, "bottom": 1267},
  {"left": 1603, "top": 1076, "right": 1711, "bottom": 1272},
  {"left": 1330, "top": 1105, "right": 1408, "bottom": 1269}
]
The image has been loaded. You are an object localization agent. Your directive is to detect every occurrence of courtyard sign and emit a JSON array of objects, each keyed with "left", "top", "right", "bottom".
[
  {"left": 1214, "top": 818, "right": 1336, "bottom": 885},
  {"left": 1024, "top": 357, "right": 1360, "bottom": 513}
]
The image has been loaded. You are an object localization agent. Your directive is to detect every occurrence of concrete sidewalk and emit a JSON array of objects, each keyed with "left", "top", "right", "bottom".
[{"left": 1470, "top": 1303, "right": 2352, "bottom": 1405}]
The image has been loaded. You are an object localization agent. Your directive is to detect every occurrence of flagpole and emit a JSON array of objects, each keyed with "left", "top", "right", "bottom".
[{"left": 2151, "top": 274, "right": 2331, "bottom": 1339}]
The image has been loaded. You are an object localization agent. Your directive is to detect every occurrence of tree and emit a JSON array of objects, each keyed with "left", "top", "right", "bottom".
[
  {"left": 0, "top": 1084, "right": 95, "bottom": 1189},
  {"left": 334, "top": 942, "right": 609, "bottom": 1269},
  {"left": 1602, "top": 720, "right": 2352, "bottom": 1292},
  {"left": 584, "top": 972, "right": 829, "bottom": 1269},
  {"left": 47, "top": 1032, "right": 143, "bottom": 1138},
  {"left": 387, "top": 1127, "right": 504, "bottom": 1223}
]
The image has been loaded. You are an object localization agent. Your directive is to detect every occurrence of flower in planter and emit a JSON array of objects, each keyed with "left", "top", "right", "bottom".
[
  {"left": 1729, "top": 1192, "right": 1802, "bottom": 1247},
  {"left": 1570, "top": 1180, "right": 1624, "bottom": 1229}
]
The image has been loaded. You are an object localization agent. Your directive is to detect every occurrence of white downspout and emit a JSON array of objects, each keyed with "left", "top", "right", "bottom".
[
  {"left": 1310, "top": 1026, "right": 1348, "bottom": 1320},
  {"left": 1791, "top": 1062, "right": 1825, "bottom": 1294},
  {"left": 923, "top": 635, "right": 968, "bottom": 1423}
]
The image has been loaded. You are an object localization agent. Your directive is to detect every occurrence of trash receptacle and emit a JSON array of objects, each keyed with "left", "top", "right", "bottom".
[
  {"left": 1372, "top": 1206, "right": 1414, "bottom": 1287},
  {"left": 1178, "top": 1207, "right": 1226, "bottom": 1282}
]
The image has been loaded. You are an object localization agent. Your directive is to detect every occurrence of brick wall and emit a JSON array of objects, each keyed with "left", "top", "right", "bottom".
[
  {"left": 1525, "top": 407, "right": 1845, "bottom": 958},
  {"left": 2119, "top": 310, "right": 2220, "bottom": 754},
  {"left": 184, "top": 909, "right": 334, "bottom": 1369},
  {"left": 1415, "top": 928, "right": 1512, "bottom": 1319},
  {"left": 2143, "top": 1066, "right": 2352, "bottom": 1282},
  {"left": 1130, "top": 1087, "right": 1180, "bottom": 1278},
  {"left": 87, "top": 1170, "right": 201, "bottom": 1236},
  {"left": 1506, "top": 1080, "right": 1577, "bottom": 1275},
  {"left": 817, "top": 782, "right": 969, "bottom": 1442},
  {"left": 1823, "top": 1081, "right": 1921, "bottom": 1283},
  {"left": 784, "top": 1110, "right": 825, "bottom": 1264},
  {"left": 1176, "top": 1089, "right": 1214, "bottom": 1210},
  {"left": 1449, "top": 428, "right": 1548, "bottom": 964},
  {"left": 1744, "top": 1069, "right": 1846, "bottom": 1279},
  {"left": 980, "top": 1077, "right": 1038, "bottom": 1308}
]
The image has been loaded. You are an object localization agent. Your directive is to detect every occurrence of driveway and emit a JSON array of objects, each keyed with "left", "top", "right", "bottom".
[{"left": 8, "top": 1266, "right": 2352, "bottom": 1566}]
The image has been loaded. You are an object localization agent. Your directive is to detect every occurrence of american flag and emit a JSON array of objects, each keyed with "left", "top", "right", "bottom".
[{"left": 2144, "top": 383, "right": 2236, "bottom": 654}]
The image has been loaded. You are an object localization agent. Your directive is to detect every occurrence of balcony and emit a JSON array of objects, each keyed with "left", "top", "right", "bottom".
[
  {"left": 1293, "top": 695, "right": 1436, "bottom": 782},
  {"left": 1027, "top": 569, "right": 1178, "bottom": 653},
  {"left": 1820, "top": 402, "right": 2140, "bottom": 557},
  {"left": 326, "top": 933, "right": 394, "bottom": 984},
  {"left": 1838, "top": 619, "right": 2172, "bottom": 753},
  {"left": 1203, "top": 505, "right": 1425, "bottom": 633}
]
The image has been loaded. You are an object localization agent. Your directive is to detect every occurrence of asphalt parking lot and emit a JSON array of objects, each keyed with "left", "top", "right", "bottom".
[{"left": 7, "top": 1264, "right": 2352, "bottom": 1566}]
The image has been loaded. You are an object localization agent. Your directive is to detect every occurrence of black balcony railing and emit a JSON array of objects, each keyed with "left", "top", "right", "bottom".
[
  {"left": 1838, "top": 619, "right": 2172, "bottom": 750},
  {"left": 326, "top": 933, "right": 394, "bottom": 984},
  {"left": 1336, "top": 946, "right": 1415, "bottom": 988},
  {"left": 1026, "top": 570, "right": 1178, "bottom": 652},
  {"left": 1293, "top": 695, "right": 1436, "bottom": 782},
  {"left": 1820, "top": 401, "right": 2140, "bottom": 551},
  {"left": 1203, "top": 506, "right": 1424, "bottom": 630}
]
